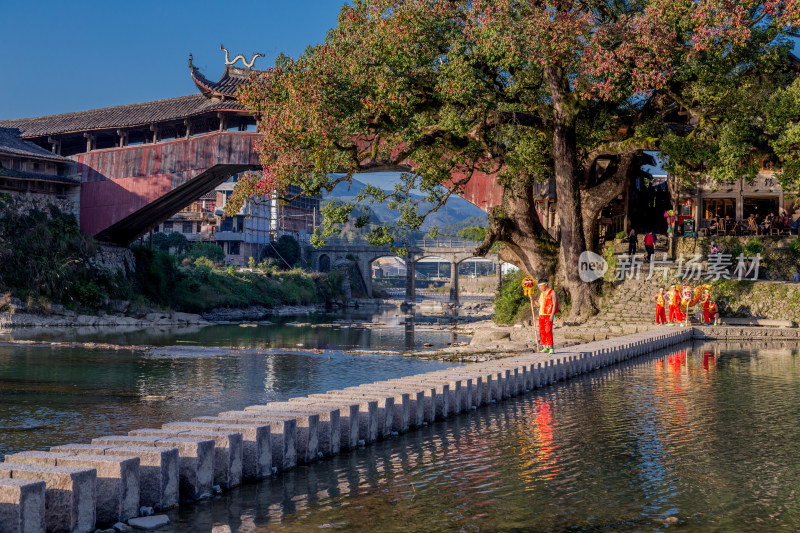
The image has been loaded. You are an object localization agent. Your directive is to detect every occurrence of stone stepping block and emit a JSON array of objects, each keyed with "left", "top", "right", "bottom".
[
  {"left": 0, "top": 478, "right": 46, "bottom": 533},
  {"left": 428, "top": 369, "right": 497, "bottom": 406},
  {"left": 129, "top": 429, "right": 242, "bottom": 490},
  {"left": 218, "top": 411, "right": 318, "bottom": 466},
  {"left": 50, "top": 445, "right": 178, "bottom": 511},
  {"left": 161, "top": 421, "right": 270, "bottom": 482},
  {"left": 193, "top": 416, "right": 295, "bottom": 472},
  {"left": 217, "top": 410, "right": 319, "bottom": 464},
  {"left": 91, "top": 436, "right": 213, "bottom": 503},
  {"left": 317, "top": 392, "right": 395, "bottom": 439},
  {"left": 344, "top": 386, "right": 418, "bottom": 432},
  {"left": 418, "top": 375, "right": 474, "bottom": 412},
  {"left": 293, "top": 397, "right": 377, "bottom": 444},
  {"left": 464, "top": 367, "right": 513, "bottom": 399},
  {"left": 266, "top": 401, "right": 358, "bottom": 451},
  {"left": 479, "top": 364, "right": 526, "bottom": 394},
  {"left": 359, "top": 384, "right": 435, "bottom": 424},
  {"left": 4, "top": 451, "right": 139, "bottom": 527},
  {"left": 385, "top": 378, "right": 453, "bottom": 419},
  {"left": 244, "top": 405, "right": 341, "bottom": 457},
  {"left": 0, "top": 463, "right": 96, "bottom": 533}
]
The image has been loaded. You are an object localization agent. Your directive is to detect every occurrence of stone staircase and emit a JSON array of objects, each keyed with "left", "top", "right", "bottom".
[{"left": 561, "top": 251, "right": 692, "bottom": 342}]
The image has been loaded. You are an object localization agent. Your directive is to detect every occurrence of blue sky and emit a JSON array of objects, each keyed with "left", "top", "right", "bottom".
[
  {"left": 0, "top": 1, "right": 346, "bottom": 120},
  {"left": 2, "top": 2, "right": 796, "bottom": 122}
]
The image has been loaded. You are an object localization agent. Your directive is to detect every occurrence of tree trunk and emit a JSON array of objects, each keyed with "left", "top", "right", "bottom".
[
  {"left": 478, "top": 185, "right": 557, "bottom": 280},
  {"left": 666, "top": 176, "right": 681, "bottom": 259},
  {"left": 546, "top": 67, "right": 596, "bottom": 320},
  {"left": 580, "top": 154, "right": 635, "bottom": 252}
]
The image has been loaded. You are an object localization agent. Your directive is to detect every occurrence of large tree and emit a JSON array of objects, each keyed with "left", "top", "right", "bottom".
[{"left": 230, "top": 0, "right": 798, "bottom": 319}]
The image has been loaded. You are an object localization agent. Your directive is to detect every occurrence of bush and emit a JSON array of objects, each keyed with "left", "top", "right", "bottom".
[
  {"left": 187, "top": 242, "right": 225, "bottom": 262},
  {"left": 493, "top": 270, "right": 528, "bottom": 324},
  {"left": 263, "top": 235, "right": 301, "bottom": 268},
  {"left": 152, "top": 231, "right": 189, "bottom": 254},
  {"left": 745, "top": 238, "right": 764, "bottom": 256},
  {"left": 615, "top": 231, "right": 626, "bottom": 240},
  {"left": 789, "top": 240, "right": 800, "bottom": 260}
]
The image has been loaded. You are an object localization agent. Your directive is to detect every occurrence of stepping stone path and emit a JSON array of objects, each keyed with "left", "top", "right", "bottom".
[{"left": 3, "top": 327, "right": 693, "bottom": 532}]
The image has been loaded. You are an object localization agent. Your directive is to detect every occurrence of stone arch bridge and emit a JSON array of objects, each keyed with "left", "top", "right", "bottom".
[{"left": 309, "top": 239, "right": 499, "bottom": 303}]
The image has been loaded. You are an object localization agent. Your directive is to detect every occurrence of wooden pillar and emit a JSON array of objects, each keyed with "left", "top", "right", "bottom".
[
  {"left": 47, "top": 137, "right": 61, "bottom": 155},
  {"left": 83, "top": 133, "right": 95, "bottom": 152},
  {"left": 116, "top": 129, "right": 128, "bottom": 148},
  {"left": 184, "top": 119, "right": 192, "bottom": 138},
  {"left": 150, "top": 124, "right": 159, "bottom": 143},
  {"left": 623, "top": 183, "right": 630, "bottom": 233}
]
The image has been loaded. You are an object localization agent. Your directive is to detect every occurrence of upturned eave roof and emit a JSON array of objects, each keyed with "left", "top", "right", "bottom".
[{"left": 0, "top": 95, "right": 246, "bottom": 139}]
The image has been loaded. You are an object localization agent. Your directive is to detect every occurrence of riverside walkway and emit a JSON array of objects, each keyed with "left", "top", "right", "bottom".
[{"left": 1, "top": 328, "right": 694, "bottom": 532}]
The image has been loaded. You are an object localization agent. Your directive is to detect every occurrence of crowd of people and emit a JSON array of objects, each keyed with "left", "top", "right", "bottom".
[
  {"left": 706, "top": 211, "right": 796, "bottom": 236},
  {"left": 654, "top": 285, "right": 719, "bottom": 326}
]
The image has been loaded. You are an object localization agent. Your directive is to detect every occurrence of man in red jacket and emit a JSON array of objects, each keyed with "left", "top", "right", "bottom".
[{"left": 644, "top": 231, "right": 656, "bottom": 262}]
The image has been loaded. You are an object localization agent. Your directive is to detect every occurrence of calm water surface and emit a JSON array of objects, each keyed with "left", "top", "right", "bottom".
[
  {"left": 159, "top": 341, "right": 800, "bottom": 532},
  {"left": 0, "top": 309, "right": 466, "bottom": 457}
]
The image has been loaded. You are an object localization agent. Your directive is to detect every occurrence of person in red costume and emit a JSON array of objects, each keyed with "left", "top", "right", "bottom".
[
  {"left": 707, "top": 301, "right": 719, "bottom": 325},
  {"left": 667, "top": 285, "right": 680, "bottom": 324},
  {"left": 702, "top": 291, "right": 720, "bottom": 325},
  {"left": 653, "top": 288, "right": 667, "bottom": 324},
  {"left": 537, "top": 279, "right": 558, "bottom": 354}
]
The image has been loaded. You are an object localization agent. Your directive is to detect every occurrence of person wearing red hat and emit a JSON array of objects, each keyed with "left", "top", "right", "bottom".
[{"left": 537, "top": 279, "right": 557, "bottom": 353}]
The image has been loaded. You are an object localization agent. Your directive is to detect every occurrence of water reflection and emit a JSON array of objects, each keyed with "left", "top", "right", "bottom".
[
  {"left": 0, "top": 344, "right": 460, "bottom": 458},
  {"left": 163, "top": 341, "right": 800, "bottom": 532},
  {"left": 0, "top": 307, "right": 471, "bottom": 353}
]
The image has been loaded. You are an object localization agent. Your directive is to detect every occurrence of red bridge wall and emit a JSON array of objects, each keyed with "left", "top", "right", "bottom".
[{"left": 76, "top": 131, "right": 261, "bottom": 236}]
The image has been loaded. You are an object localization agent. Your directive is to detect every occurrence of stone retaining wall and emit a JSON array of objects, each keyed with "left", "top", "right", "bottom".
[{"left": 0, "top": 326, "right": 737, "bottom": 533}]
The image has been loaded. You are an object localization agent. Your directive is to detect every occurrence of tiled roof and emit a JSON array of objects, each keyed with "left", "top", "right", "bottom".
[
  {"left": 191, "top": 65, "right": 254, "bottom": 98},
  {"left": 0, "top": 127, "right": 71, "bottom": 162},
  {"left": 0, "top": 167, "right": 79, "bottom": 184},
  {"left": 0, "top": 95, "right": 244, "bottom": 138}
]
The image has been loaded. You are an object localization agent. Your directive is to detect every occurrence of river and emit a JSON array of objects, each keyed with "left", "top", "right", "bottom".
[
  {"left": 4, "top": 315, "right": 800, "bottom": 532},
  {"left": 0, "top": 308, "right": 468, "bottom": 458},
  {"left": 161, "top": 340, "right": 800, "bottom": 532}
]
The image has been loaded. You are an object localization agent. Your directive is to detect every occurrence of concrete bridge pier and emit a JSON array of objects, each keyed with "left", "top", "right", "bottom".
[
  {"left": 449, "top": 260, "right": 459, "bottom": 304},
  {"left": 405, "top": 258, "right": 416, "bottom": 303}
]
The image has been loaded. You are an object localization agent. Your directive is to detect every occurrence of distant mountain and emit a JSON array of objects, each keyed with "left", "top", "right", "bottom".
[{"left": 325, "top": 178, "right": 488, "bottom": 232}]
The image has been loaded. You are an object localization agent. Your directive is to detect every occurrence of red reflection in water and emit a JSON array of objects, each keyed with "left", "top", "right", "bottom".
[
  {"left": 703, "top": 350, "right": 716, "bottom": 372},
  {"left": 534, "top": 399, "right": 558, "bottom": 474}
]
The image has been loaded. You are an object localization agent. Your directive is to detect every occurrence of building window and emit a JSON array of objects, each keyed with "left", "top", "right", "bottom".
[
  {"left": 229, "top": 242, "right": 240, "bottom": 255},
  {"left": 182, "top": 221, "right": 193, "bottom": 233},
  {"left": 703, "top": 198, "right": 736, "bottom": 220},
  {"left": 220, "top": 217, "right": 233, "bottom": 232},
  {"left": 196, "top": 222, "right": 203, "bottom": 233},
  {"left": 743, "top": 196, "right": 779, "bottom": 219},
  {"left": 162, "top": 221, "right": 173, "bottom": 233}
]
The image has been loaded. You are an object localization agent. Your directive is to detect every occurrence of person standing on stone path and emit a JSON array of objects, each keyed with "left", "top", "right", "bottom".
[
  {"left": 644, "top": 231, "right": 656, "bottom": 262},
  {"left": 537, "top": 279, "right": 557, "bottom": 354},
  {"left": 667, "top": 285, "right": 680, "bottom": 324},
  {"left": 653, "top": 288, "right": 667, "bottom": 324},
  {"left": 628, "top": 229, "right": 638, "bottom": 257}
]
